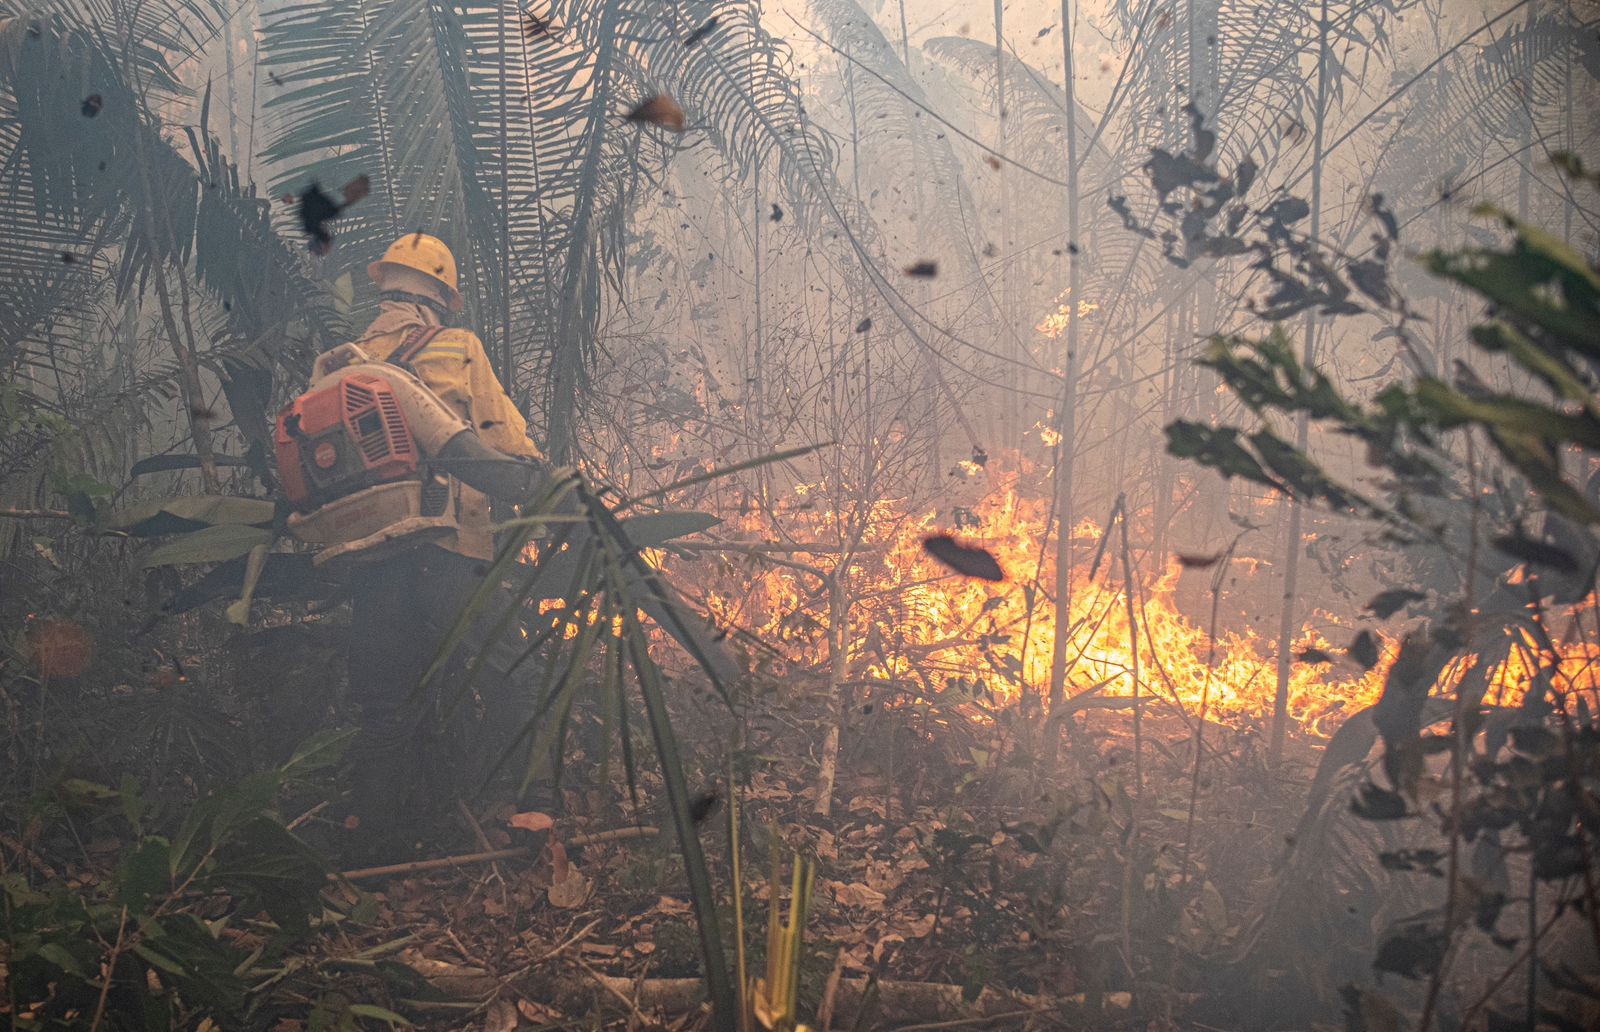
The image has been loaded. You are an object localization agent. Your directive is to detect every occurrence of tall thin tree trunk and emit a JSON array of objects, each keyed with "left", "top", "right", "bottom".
[
  {"left": 815, "top": 61, "right": 876, "bottom": 817},
  {"left": 1270, "top": 0, "right": 1331, "bottom": 766},
  {"left": 127, "top": 90, "right": 220, "bottom": 493},
  {"left": 993, "top": 0, "right": 1015, "bottom": 453},
  {"left": 896, "top": 0, "right": 941, "bottom": 482},
  {"left": 815, "top": 573, "right": 849, "bottom": 817},
  {"left": 496, "top": 0, "right": 514, "bottom": 390},
  {"left": 221, "top": 10, "right": 244, "bottom": 164},
  {"left": 1047, "top": 0, "right": 1081, "bottom": 731},
  {"left": 1115, "top": 497, "right": 1142, "bottom": 982}
]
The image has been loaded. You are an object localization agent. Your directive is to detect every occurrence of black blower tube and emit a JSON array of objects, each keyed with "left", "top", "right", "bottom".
[{"left": 433, "top": 431, "right": 546, "bottom": 502}]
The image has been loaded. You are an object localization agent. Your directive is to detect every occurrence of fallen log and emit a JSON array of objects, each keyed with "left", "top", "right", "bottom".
[
  {"left": 400, "top": 948, "right": 1174, "bottom": 1026},
  {"left": 552, "top": 975, "right": 1138, "bottom": 1027},
  {"left": 334, "top": 825, "right": 658, "bottom": 882}
]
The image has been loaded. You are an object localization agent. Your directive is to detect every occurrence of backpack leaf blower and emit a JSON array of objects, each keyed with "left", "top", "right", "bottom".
[{"left": 274, "top": 342, "right": 542, "bottom": 566}]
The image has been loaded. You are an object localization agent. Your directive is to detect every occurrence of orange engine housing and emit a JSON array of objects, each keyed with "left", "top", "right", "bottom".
[{"left": 275, "top": 371, "right": 420, "bottom": 511}]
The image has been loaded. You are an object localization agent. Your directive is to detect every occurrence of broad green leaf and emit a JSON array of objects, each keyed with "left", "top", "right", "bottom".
[
  {"left": 141, "top": 525, "right": 274, "bottom": 568},
  {"left": 1415, "top": 379, "right": 1600, "bottom": 451},
  {"left": 622, "top": 442, "right": 833, "bottom": 507},
  {"left": 1489, "top": 428, "right": 1600, "bottom": 525},
  {"left": 1425, "top": 230, "right": 1600, "bottom": 356},
  {"left": 347, "top": 1004, "right": 411, "bottom": 1026},
  {"left": 207, "top": 818, "right": 327, "bottom": 934},
  {"left": 282, "top": 727, "right": 356, "bottom": 778},
  {"left": 58, "top": 778, "right": 120, "bottom": 802},
  {"left": 1164, "top": 421, "right": 1281, "bottom": 491},
  {"left": 133, "top": 941, "right": 188, "bottom": 976},
  {"left": 170, "top": 770, "right": 282, "bottom": 875},
  {"left": 1248, "top": 428, "right": 1374, "bottom": 513},
  {"left": 115, "top": 838, "right": 172, "bottom": 910},
  {"left": 1470, "top": 323, "right": 1596, "bottom": 409},
  {"left": 109, "top": 495, "right": 276, "bottom": 536},
  {"left": 614, "top": 510, "right": 722, "bottom": 547},
  {"left": 35, "top": 941, "right": 88, "bottom": 979}
]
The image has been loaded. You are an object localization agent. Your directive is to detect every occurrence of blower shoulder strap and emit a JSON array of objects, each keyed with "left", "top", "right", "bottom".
[{"left": 389, "top": 325, "right": 449, "bottom": 370}]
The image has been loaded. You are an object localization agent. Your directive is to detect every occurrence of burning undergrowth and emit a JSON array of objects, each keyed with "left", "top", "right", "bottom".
[
  {"left": 675, "top": 465, "right": 1395, "bottom": 737},
  {"left": 655, "top": 463, "right": 1600, "bottom": 746}
]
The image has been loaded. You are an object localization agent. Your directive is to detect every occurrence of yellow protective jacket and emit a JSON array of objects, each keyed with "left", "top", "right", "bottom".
[{"left": 351, "top": 300, "right": 542, "bottom": 559}]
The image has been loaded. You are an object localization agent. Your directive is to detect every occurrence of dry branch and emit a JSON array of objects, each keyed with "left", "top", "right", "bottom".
[{"left": 334, "top": 825, "right": 658, "bottom": 881}]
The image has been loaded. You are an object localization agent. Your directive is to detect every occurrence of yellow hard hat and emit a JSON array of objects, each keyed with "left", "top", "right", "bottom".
[{"left": 368, "top": 233, "right": 464, "bottom": 312}]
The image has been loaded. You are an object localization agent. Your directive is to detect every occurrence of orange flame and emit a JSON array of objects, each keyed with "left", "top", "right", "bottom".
[{"left": 691, "top": 474, "right": 1396, "bottom": 736}]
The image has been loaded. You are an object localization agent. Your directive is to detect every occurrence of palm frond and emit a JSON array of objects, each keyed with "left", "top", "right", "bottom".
[
  {"left": 811, "top": 0, "right": 992, "bottom": 304},
  {"left": 0, "top": 10, "right": 341, "bottom": 444}
]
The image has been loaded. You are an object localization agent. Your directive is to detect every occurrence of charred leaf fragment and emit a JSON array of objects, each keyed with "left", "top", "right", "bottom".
[
  {"left": 81, "top": 94, "right": 102, "bottom": 117},
  {"left": 1176, "top": 552, "right": 1222, "bottom": 569},
  {"left": 1533, "top": 834, "right": 1588, "bottom": 880},
  {"left": 1297, "top": 647, "right": 1334, "bottom": 665},
  {"left": 1351, "top": 782, "right": 1409, "bottom": 821},
  {"left": 684, "top": 16, "right": 719, "bottom": 47},
  {"left": 903, "top": 260, "right": 938, "bottom": 278},
  {"left": 1347, "top": 630, "right": 1380, "bottom": 670},
  {"left": 1377, "top": 847, "right": 1445, "bottom": 874},
  {"left": 1261, "top": 196, "right": 1310, "bottom": 232},
  {"left": 625, "top": 94, "right": 686, "bottom": 132},
  {"left": 1373, "top": 916, "right": 1447, "bottom": 980},
  {"left": 1491, "top": 532, "right": 1577, "bottom": 571},
  {"left": 295, "top": 175, "right": 369, "bottom": 254},
  {"left": 1366, "top": 589, "right": 1425, "bottom": 619},
  {"left": 923, "top": 535, "right": 1004, "bottom": 582},
  {"left": 1368, "top": 192, "right": 1400, "bottom": 242},
  {"left": 523, "top": 12, "right": 561, "bottom": 39},
  {"left": 1346, "top": 259, "right": 1394, "bottom": 308},
  {"left": 688, "top": 788, "right": 722, "bottom": 825}
]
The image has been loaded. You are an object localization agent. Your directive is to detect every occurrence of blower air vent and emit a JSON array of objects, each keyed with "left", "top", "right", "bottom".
[
  {"left": 421, "top": 476, "right": 450, "bottom": 517},
  {"left": 357, "top": 410, "right": 390, "bottom": 462},
  {"left": 377, "top": 392, "right": 412, "bottom": 456},
  {"left": 343, "top": 381, "right": 375, "bottom": 412}
]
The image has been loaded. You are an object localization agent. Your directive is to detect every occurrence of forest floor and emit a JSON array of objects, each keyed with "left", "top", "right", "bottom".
[
  {"left": 276, "top": 703, "right": 1343, "bottom": 1031},
  {"left": 3, "top": 575, "right": 1396, "bottom": 1031}
]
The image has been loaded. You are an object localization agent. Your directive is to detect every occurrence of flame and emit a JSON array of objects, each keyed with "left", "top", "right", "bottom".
[
  {"left": 692, "top": 471, "right": 1395, "bottom": 736},
  {"left": 1034, "top": 289, "right": 1100, "bottom": 340}
]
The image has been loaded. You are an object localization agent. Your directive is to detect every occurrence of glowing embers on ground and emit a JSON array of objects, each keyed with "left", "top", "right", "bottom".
[{"left": 695, "top": 478, "right": 1397, "bottom": 737}]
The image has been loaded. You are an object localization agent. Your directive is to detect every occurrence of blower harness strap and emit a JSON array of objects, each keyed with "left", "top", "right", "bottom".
[{"left": 389, "top": 325, "right": 448, "bottom": 372}]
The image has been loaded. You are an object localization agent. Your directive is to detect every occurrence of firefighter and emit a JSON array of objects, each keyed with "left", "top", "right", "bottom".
[{"left": 340, "top": 234, "right": 540, "bottom": 855}]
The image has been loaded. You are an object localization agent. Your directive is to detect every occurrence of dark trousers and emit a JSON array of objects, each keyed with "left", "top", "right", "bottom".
[{"left": 345, "top": 546, "right": 520, "bottom": 835}]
